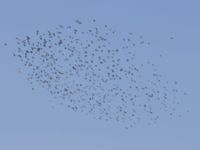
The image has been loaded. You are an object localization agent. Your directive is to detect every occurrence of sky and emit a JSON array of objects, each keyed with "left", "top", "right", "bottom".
[{"left": 0, "top": 0, "right": 200, "bottom": 150}]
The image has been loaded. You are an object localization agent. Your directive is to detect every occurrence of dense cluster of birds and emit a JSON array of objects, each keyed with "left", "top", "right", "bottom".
[{"left": 11, "top": 19, "right": 187, "bottom": 129}]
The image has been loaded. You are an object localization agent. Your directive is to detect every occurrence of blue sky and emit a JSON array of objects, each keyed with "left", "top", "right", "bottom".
[{"left": 0, "top": 0, "right": 200, "bottom": 150}]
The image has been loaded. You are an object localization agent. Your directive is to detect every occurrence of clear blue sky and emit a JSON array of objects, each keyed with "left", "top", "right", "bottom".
[{"left": 0, "top": 0, "right": 200, "bottom": 149}]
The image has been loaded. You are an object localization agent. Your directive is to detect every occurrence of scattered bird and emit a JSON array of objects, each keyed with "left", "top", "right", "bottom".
[{"left": 11, "top": 19, "right": 188, "bottom": 129}]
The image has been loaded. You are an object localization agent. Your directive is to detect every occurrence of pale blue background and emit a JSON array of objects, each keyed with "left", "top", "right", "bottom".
[{"left": 0, "top": 0, "right": 200, "bottom": 149}]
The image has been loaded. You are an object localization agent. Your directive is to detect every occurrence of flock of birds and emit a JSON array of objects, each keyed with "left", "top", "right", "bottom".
[{"left": 10, "top": 19, "right": 187, "bottom": 129}]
